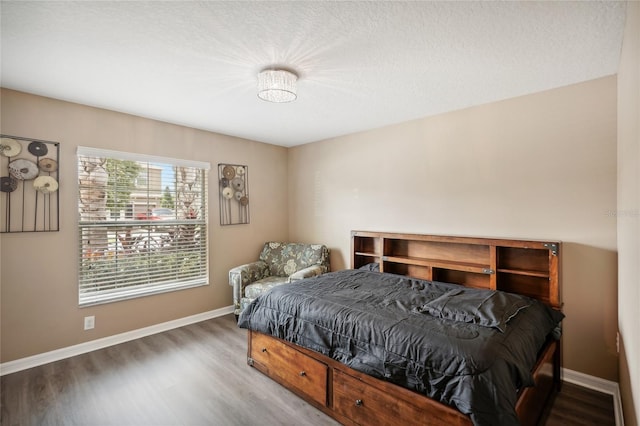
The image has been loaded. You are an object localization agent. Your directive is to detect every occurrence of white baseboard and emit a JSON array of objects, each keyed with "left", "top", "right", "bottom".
[
  {"left": 0, "top": 305, "right": 234, "bottom": 376},
  {"left": 562, "top": 368, "right": 624, "bottom": 426}
]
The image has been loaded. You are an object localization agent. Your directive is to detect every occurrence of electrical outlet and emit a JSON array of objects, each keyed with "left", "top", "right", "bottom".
[{"left": 84, "top": 316, "right": 95, "bottom": 330}]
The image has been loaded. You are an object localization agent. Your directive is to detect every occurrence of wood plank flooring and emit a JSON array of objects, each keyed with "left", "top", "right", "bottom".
[
  {"left": 1, "top": 314, "right": 616, "bottom": 426},
  {"left": 544, "top": 383, "right": 616, "bottom": 426}
]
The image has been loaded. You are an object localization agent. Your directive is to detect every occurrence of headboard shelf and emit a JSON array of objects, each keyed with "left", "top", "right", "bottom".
[
  {"left": 352, "top": 231, "right": 561, "bottom": 309},
  {"left": 352, "top": 235, "right": 381, "bottom": 255},
  {"left": 383, "top": 255, "right": 489, "bottom": 274},
  {"left": 354, "top": 251, "right": 379, "bottom": 258},
  {"left": 496, "top": 268, "right": 550, "bottom": 278}
]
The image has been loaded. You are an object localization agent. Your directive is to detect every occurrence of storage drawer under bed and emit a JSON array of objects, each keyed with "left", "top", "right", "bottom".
[
  {"left": 249, "top": 331, "right": 328, "bottom": 406},
  {"left": 333, "top": 368, "right": 467, "bottom": 426}
]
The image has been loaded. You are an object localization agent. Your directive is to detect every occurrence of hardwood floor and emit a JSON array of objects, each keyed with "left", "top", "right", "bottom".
[
  {"left": 544, "top": 383, "right": 616, "bottom": 426},
  {"left": 1, "top": 314, "right": 615, "bottom": 426}
]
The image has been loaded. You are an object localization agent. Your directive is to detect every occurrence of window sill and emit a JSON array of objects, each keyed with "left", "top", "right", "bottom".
[{"left": 79, "top": 279, "right": 208, "bottom": 307}]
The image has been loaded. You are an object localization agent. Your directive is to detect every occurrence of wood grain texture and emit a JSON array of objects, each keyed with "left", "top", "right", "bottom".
[
  {"left": 544, "top": 383, "right": 615, "bottom": 426},
  {"left": 1, "top": 315, "right": 337, "bottom": 426},
  {"left": 1, "top": 314, "right": 614, "bottom": 426}
]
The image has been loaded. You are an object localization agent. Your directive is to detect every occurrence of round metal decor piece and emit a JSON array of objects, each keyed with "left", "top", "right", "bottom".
[
  {"left": 220, "top": 177, "right": 229, "bottom": 188},
  {"left": 231, "top": 177, "right": 244, "bottom": 191},
  {"left": 38, "top": 158, "right": 58, "bottom": 172},
  {"left": 236, "top": 166, "right": 245, "bottom": 176},
  {"left": 222, "top": 165, "right": 235, "bottom": 180},
  {"left": 0, "top": 176, "right": 18, "bottom": 193},
  {"left": 8, "top": 159, "right": 39, "bottom": 180},
  {"left": 234, "top": 191, "right": 243, "bottom": 201},
  {"left": 0, "top": 138, "right": 22, "bottom": 157},
  {"left": 239, "top": 196, "right": 249, "bottom": 206},
  {"left": 222, "top": 187, "right": 234, "bottom": 199},
  {"left": 33, "top": 175, "right": 59, "bottom": 194},
  {"left": 28, "top": 141, "right": 48, "bottom": 157}
]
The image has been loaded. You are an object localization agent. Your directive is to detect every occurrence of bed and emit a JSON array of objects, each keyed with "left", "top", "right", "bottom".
[{"left": 238, "top": 231, "right": 563, "bottom": 426}]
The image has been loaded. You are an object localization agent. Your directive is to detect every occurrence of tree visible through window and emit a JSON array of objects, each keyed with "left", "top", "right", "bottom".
[{"left": 77, "top": 147, "right": 209, "bottom": 306}]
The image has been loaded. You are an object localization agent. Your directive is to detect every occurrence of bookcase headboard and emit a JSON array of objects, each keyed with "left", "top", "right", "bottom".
[{"left": 351, "top": 231, "right": 561, "bottom": 309}]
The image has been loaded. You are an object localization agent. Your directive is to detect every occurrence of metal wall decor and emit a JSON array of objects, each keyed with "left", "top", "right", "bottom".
[
  {"left": 218, "top": 163, "right": 249, "bottom": 225},
  {"left": 0, "top": 135, "right": 60, "bottom": 232}
]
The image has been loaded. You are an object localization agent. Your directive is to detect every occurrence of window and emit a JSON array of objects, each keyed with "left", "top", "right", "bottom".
[{"left": 77, "top": 147, "right": 209, "bottom": 306}]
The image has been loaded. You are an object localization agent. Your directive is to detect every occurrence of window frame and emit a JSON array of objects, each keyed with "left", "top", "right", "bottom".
[{"left": 77, "top": 146, "right": 210, "bottom": 306}]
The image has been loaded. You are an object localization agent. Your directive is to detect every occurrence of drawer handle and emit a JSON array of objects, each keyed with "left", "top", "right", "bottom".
[
  {"left": 355, "top": 399, "right": 363, "bottom": 407},
  {"left": 261, "top": 348, "right": 267, "bottom": 353},
  {"left": 299, "top": 371, "right": 306, "bottom": 377}
]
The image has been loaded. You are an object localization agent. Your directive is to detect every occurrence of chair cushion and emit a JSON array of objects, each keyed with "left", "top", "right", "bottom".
[{"left": 244, "top": 276, "right": 290, "bottom": 299}]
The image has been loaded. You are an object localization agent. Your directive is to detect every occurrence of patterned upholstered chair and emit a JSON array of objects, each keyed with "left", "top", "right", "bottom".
[{"left": 229, "top": 242, "right": 330, "bottom": 316}]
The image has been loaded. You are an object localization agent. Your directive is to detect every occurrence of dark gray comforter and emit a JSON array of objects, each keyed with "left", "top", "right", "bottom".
[{"left": 238, "top": 269, "right": 564, "bottom": 426}]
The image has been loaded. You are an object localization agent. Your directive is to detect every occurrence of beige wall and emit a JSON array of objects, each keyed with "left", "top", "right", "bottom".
[
  {"left": 289, "top": 76, "right": 618, "bottom": 381},
  {"left": 0, "top": 89, "right": 289, "bottom": 362},
  {"left": 617, "top": 1, "right": 640, "bottom": 424}
]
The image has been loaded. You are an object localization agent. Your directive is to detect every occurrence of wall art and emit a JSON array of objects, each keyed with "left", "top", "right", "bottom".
[
  {"left": 0, "top": 135, "right": 60, "bottom": 232},
  {"left": 218, "top": 163, "right": 249, "bottom": 225}
]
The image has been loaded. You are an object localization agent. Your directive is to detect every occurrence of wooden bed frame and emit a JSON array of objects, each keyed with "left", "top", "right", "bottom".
[{"left": 246, "top": 231, "right": 562, "bottom": 426}]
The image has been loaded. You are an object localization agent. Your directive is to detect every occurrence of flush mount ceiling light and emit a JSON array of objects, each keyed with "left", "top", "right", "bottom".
[{"left": 257, "top": 69, "right": 297, "bottom": 103}]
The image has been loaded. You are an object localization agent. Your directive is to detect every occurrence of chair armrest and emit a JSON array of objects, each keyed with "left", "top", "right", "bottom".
[
  {"left": 289, "top": 265, "right": 325, "bottom": 282},
  {"left": 229, "top": 261, "right": 270, "bottom": 313}
]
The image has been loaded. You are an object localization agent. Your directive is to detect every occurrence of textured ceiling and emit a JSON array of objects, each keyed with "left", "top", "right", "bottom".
[{"left": 0, "top": 1, "right": 627, "bottom": 147}]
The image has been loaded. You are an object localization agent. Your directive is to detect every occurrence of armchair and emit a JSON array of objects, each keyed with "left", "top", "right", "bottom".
[{"left": 229, "top": 242, "right": 330, "bottom": 316}]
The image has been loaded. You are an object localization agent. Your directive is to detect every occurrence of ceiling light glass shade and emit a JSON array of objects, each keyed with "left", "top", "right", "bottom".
[{"left": 257, "top": 69, "right": 297, "bottom": 103}]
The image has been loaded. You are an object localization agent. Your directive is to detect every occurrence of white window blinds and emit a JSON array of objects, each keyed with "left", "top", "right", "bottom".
[{"left": 77, "top": 147, "right": 210, "bottom": 306}]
